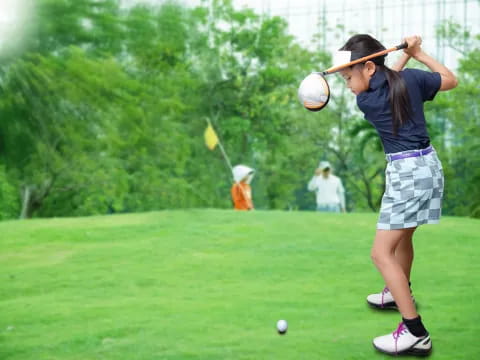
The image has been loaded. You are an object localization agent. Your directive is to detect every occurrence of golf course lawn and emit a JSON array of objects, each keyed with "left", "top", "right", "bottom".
[{"left": 1, "top": 210, "right": 478, "bottom": 359}]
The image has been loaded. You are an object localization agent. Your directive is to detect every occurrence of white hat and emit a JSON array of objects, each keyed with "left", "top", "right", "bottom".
[
  {"left": 232, "top": 165, "right": 255, "bottom": 183},
  {"left": 318, "top": 160, "right": 331, "bottom": 170},
  {"left": 332, "top": 51, "right": 353, "bottom": 68}
]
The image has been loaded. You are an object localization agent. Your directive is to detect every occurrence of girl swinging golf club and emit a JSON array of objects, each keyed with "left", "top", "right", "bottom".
[{"left": 335, "top": 34, "right": 457, "bottom": 356}]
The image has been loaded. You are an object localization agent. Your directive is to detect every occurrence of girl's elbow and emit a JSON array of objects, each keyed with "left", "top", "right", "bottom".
[
  {"left": 441, "top": 76, "right": 458, "bottom": 91},
  {"left": 452, "top": 76, "right": 459, "bottom": 88}
]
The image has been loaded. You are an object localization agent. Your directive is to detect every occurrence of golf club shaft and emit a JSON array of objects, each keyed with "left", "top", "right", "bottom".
[{"left": 322, "top": 42, "right": 408, "bottom": 76}]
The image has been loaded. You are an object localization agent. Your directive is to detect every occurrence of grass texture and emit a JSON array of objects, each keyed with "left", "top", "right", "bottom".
[{"left": 1, "top": 210, "right": 479, "bottom": 359}]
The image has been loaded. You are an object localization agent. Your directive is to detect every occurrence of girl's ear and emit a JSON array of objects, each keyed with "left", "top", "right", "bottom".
[{"left": 364, "top": 61, "right": 376, "bottom": 77}]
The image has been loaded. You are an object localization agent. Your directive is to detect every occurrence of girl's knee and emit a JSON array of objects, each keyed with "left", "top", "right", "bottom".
[
  {"left": 371, "top": 247, "right": 390, "bottom": 266},
  {"left": 371, "top": 249, "right": 381, "bottom": 265}
]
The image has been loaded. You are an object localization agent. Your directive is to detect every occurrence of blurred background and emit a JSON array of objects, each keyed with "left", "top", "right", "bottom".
[
  {"left": 0, "top": 0, "right": 478, "bottom": 219},
  {"left": 135, "top": 0, "right": 480, "bottom": 68}
]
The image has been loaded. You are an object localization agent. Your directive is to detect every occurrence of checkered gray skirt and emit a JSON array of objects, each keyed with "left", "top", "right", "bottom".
[{"left": 378, "top": 148, "right": 444, "bottom": 230}]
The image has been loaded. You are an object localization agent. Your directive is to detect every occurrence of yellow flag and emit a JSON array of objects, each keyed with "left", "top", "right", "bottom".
[{"left": 204, "top": 123, "right": 219, "bottom": 150}]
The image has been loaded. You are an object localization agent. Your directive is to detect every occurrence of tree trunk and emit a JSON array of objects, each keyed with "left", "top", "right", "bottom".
[
  {"left": 19, "top": 179, "right": 54, "bottom": 219},
  {"left": 20, "top": 186, "right": 33, "bottom": 219}
]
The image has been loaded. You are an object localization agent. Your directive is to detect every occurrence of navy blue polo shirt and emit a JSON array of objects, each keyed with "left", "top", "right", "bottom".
[{"left": 356, "top": 68, "right": 441, "bottom": 154}]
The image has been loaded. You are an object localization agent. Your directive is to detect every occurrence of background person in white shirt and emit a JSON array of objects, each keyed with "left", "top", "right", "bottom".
[{"left": 307, "top": 161, "right": 346, "bottom": 213}]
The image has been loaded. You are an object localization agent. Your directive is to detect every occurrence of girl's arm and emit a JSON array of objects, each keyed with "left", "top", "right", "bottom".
[
  {"left": 412, "top": 51, "right": 458, "bottom": 90},
  {"left": 391, "top": 53, "right": 411, "bottom": 72},
  {"left": 404, "top": 35, "right": 458, "bottom": 91}
]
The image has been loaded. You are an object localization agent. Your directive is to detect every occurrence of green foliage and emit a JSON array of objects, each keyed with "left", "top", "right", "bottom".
[
  {"left": 0, "top": 47, "right": 141, "bottom": 217},
  {"left": 0, "top": 165, "right": 19, "bottom": 219},
  {"left": 0, "top": 0, "right": 478, "bottom": 218},
  {"left": 431, "top": 27, "right": 480, "bottom": 218}
]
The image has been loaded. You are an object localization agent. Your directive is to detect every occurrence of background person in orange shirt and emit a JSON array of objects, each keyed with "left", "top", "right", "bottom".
[{"left": 231, "top": 165, "right": 255, "bottom": 210}]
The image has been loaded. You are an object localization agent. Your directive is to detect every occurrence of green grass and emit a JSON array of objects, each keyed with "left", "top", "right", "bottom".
[{"left": 0, "top": 210, "right": 479, "bottom": 359}]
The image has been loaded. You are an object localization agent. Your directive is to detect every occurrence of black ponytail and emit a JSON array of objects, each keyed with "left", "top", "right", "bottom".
[
  {"left": 382, "top": 66, "right": 412, "bottom": 135},
  {"left": 339, "top": 34, "right": 412, "bottom": 135}
]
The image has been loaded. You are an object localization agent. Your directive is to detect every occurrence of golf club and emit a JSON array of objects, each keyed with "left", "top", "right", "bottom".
[{"left": 298, "top": 42, "right": 408, "bottom": 111}]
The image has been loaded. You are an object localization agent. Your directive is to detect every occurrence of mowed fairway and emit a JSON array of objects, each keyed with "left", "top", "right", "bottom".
[{"left": 1, "top": 210, "right": 479, "bottom": 359}]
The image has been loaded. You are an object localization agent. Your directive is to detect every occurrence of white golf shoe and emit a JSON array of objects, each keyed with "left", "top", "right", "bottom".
[
  {"left": 373, "top": 322, "right": 432, "bottom": 356},
  {"left": 367, "top": 286, "right": 415, "bottom": 310},
  {"left": 367, "top": 287, "right": 397, "bottom": 309}
]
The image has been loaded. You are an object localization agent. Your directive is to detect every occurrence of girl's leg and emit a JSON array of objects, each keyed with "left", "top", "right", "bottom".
[
  {"left": 371, "top": 228, "right": 417, "bottom": 319},
  {"left": 395, "top": 228, "right": 416, "bottom": 281},
  {"left": 371, "top": 228, "right": 431, "bottom": 356}
]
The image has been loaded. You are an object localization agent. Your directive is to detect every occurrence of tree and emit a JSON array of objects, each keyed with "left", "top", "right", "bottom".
[
  {"left": 187, "top": 0, "right": 334, "bottom": 209},
  {"left": 430, "top": 22, "right": 480, "bottom": 218},
  {"left": 1, "top": 1, "right": 477, "bottom": 219}
]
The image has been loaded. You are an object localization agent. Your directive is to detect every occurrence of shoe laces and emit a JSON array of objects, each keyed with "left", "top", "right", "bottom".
[
  {"left": 381, "top": 287, "right": 389, "bottom": 308},
  {"left": 392, "top": 322, "right": 408, "bottom": 354}
]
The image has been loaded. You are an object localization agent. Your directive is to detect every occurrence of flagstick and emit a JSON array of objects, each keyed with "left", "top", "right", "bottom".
[
  {"left": 205, "top": 118, "right": 253, "bottom": 210},
  {"left": 205, "top": 118, "right": 233, "bottom": 172}
]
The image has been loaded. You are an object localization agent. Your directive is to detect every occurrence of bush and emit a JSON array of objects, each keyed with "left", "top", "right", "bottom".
[{"left": 0, "top": 166, "right": 19, "bottom": 220}]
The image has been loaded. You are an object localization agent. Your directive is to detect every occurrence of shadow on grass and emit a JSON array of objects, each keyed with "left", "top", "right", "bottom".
[{"left": 366, "top": 302, "right": 422, "bottom": 313}]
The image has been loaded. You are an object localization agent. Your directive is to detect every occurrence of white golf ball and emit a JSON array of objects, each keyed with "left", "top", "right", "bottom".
[{"left": 276, "top": 319, "right": 288, "bottom": 334}]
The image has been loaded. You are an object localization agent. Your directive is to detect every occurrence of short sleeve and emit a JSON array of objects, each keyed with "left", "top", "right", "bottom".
[{"left": 403, "top": 68, "right": 441, "bottom": 102}]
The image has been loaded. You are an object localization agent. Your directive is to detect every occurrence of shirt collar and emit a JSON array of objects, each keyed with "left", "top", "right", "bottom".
[{"left": 369, "top": 69, "right": 387, "bottom": 90}]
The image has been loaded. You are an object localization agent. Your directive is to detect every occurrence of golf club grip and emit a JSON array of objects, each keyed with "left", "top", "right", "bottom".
[{"left": 322, "top": 42, "right": 409, "bottom": 76}]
